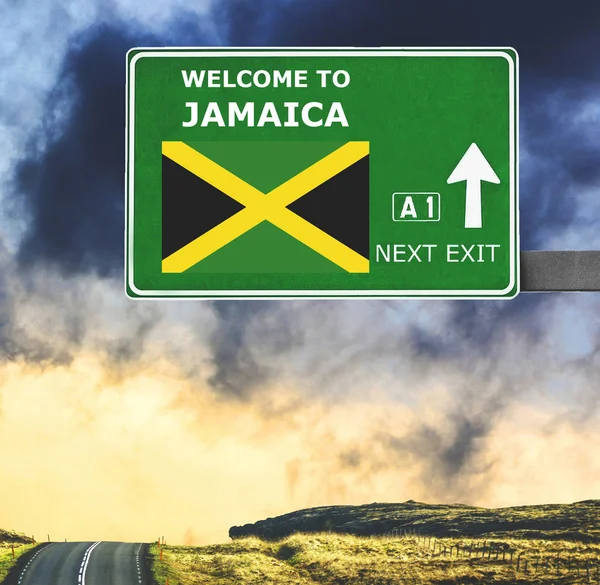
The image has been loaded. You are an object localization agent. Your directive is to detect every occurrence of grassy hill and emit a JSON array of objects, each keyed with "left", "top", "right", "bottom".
[
  {"left": 229, "top": 499, "right": 600, "bottom": 542},
  {"left": 0, "top": 530, "right": 36, "bottom": 582},
  {"left": 150, "top": 500, "right": 600, "bottom": 585}
]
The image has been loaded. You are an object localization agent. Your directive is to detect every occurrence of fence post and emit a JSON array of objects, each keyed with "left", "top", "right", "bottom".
[{"left": 11, "top": 546, "right": 14, "bottom": 558}]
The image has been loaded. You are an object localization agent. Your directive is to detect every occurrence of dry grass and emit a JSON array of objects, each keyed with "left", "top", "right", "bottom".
[{"left": 150, "top": 533, "right": 600, "bottom": 585}]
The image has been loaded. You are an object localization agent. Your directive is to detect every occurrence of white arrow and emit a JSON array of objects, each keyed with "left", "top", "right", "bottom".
[{"left": 447, "top": 143, "right": 500, "bottom": 229}]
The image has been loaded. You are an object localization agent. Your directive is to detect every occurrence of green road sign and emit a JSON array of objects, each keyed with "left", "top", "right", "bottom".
[{"left": 126, "top": 48, "right": 519, "bottom": 299}]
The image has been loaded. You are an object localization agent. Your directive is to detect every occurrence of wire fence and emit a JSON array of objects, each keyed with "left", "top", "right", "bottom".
[{"left": 388, "top": 528, "right": 600, "bottom": 583}]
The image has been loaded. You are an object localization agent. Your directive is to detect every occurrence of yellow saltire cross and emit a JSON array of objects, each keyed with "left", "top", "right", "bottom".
[{"left": 161, "top": 141, "right": 370, "bottom": 273}]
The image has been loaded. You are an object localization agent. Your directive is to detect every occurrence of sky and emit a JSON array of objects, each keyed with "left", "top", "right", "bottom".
[{"left": 0, "top": 0, "right": 599, "bottom": 545}]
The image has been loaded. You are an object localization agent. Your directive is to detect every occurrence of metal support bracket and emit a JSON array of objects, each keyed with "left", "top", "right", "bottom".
[{"left": 521, "top": 251, "right": 600, "bottom": 292}]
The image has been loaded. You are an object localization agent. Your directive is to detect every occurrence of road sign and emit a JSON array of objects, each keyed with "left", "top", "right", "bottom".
[{"left": 126, "top": 47, "right": 519, "bottom": 299}]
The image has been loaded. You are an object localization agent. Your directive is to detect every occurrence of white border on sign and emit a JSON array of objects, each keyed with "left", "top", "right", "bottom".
[
  {"left": 392, "top": 192, "right": 441, "bottom": 222},
  {"left": 125, "top": 48, "right": 519, "bottom": 299}
]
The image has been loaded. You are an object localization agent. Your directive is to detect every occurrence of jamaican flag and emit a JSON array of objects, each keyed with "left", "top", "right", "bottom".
[{"left": 161, "top": 141, "right": 370, "bottom": 274}]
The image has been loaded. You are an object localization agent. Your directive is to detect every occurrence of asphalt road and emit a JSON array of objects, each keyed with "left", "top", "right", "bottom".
[{"left": 8, "top": 541, "right": 149, "bottom": 585}]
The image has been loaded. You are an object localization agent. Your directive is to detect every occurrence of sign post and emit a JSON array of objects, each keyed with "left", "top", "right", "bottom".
[{"left": 126, "top": 47, "right": 519, "bottom": 299}]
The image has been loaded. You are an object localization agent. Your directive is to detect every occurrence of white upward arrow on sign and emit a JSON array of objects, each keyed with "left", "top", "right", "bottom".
[{"left": 447, "top": 143, "right": 500, "bottom": 229}]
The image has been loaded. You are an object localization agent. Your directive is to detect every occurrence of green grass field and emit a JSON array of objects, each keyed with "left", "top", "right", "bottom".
[
  {"left": 0, "top": 530, "right": 36, "bottom": 583},
  {"left": 149, "top": 500, "right": 600, "bottom": 584}
]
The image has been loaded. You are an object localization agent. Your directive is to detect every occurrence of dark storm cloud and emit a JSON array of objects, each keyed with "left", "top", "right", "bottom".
[
  {"left": 208, "top": 300, "right": 303, "bottom": 398},
  {"left": 7, "top": 20, "right": 205, "bottom": 278},
  {"left": 260, "top": 0, "right": 600, "bottom": 80},
  {"left": 10, "top": 19, "right": 219, "bottom": 278},
  {"left": 103, "top": 307, "right": 161, "bottom": 365},
  {"left": 208, "top": 301, "right": 273, "bottom": 397},
  {"left": 520, "top": 84, "right": 600, "bottom": 249},
  {"left": 0, "top": 242, "right": 73, "bottom": 364},
  {"left": 327, "top": 393, "right": 504, "bottom": 500},
  {"left": 13, "top": 26, "right": 142, "bottom": 277},
  {"left": 408, "top": 294, "right": 547, "bottom": 361},
  {"left": 0, "top": 302, "right": 75, "bottom": 365},
  {"left": 386, "top": 407, "right": 496, "bottom": 499}
]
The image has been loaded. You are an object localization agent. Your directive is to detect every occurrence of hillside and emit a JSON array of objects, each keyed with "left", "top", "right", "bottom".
[
  {"left": 149, "top": 500, "right": 600, "bottom": 584},
  {"left": 0, "top": 531, "right": 32, "bottom": 546},
  {"left": 0, "top": 530, "right": 35, "bottom": 582},
  {"left": 151, "top": 532, "right": 600, "bottom": 585},
  {"left": 229, "top": 499, "right": 600, "bottom": 542}
]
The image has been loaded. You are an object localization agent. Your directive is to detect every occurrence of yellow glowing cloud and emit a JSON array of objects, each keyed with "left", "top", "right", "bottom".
[{"left": 0, "top": 355, "right": 598, "bottom": 545}]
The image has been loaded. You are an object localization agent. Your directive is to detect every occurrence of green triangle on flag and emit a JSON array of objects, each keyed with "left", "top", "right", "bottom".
[
  {"left": 186, "top": 141, "right": 347, "bottom": 193},
  {"left": 187, "top": 221, "right": 346, "bottom": 274}
]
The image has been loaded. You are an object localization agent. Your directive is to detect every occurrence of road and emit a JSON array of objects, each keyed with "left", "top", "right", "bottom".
[{"left": 6, "top": 542, "right": 150, "bottom": 585}]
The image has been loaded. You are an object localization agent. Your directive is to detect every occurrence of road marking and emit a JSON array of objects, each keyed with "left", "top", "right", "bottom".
[
  {"left": 79, "top": 541, "right": 101, "bottom": 585},
  {"left": 136, "top": 543, "right": 143, "bottom": 584},
  {"left": 17, "top": 543, "right": 53, "bottom": 584}
]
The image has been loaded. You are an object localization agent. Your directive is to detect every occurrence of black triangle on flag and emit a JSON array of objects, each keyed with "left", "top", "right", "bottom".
[
  {"left": 162, "top": 155, "right": 244, "bottom": 260},
  {"left": 287, "top": 155, "right": 370, "bottom": 258}
]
